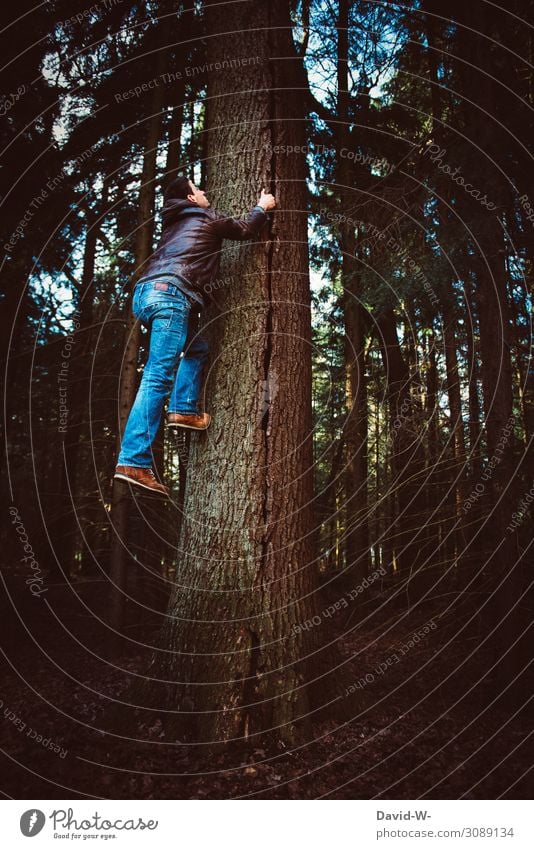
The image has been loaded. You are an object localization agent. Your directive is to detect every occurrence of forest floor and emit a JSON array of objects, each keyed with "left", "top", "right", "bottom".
[{"left": 0, "top": 572, "right": 532, "bottom": 800}]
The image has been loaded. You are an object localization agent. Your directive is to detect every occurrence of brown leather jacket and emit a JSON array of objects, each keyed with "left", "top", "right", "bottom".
[{"left": 139, "top": 198, "right": 268, "bottom": 308}]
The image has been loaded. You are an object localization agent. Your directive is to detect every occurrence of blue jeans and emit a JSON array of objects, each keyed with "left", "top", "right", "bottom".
[{"left": 117, "top": 280, "right": 209, "bottom": 469}]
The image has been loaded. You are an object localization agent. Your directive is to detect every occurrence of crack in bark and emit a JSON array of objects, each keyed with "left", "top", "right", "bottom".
[
  {"left": 240, "top": 627, "right": 260, "bottom": 739},
  {"left": 248, "top": 44, "right": 277, "bottom": 734},
  {"left": 258, "top": 45, "right": 277, "bottom": 563},
  {"left": 262, "top": 97, "right": 277, "bottom": 514}
]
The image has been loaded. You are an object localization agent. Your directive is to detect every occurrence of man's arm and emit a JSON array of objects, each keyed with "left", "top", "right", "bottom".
[{"left": 208, "top": 190, "right": 276, "bottom": 240}]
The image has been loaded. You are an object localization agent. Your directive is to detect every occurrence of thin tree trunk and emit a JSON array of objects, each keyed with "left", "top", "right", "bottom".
[
  {"left": 442, "top": 288, "right": 469, "bottom": 561},
  {"left": 506, "top": 254, "right": 532, "bottom": 447},
  {"left": 337, "top": 0, "right": 368, "bottom": 583},
  {"left": 464, "top": 274, "right": 483, "bottom": 483},
  {"left": 164, "top": 85, "right": 184, "bottom": 189},
  {"left": 376, "top": 309, "right": 431, "bottom": 602},
  {"left": 108, "top": 57, "right": 166, "bottom": 630},
  {"left": 54, "top": 215, "right": 98, "bottom": 575}
]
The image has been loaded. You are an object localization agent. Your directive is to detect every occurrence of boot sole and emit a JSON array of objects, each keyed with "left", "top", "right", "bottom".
[
  {"left": 166, "top": 421, "right": 210, "bottom": 430},
  {"left": 113, "top": 473, "right": 169, "bottom": 495}
]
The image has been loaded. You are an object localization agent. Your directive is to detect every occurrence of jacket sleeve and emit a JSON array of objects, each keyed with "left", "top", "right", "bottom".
[{"left": 207, "top": 205, "right": 268, "bottom": 240}]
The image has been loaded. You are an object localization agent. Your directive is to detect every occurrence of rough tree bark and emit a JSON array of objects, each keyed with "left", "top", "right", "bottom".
[
  {"left": 138, "top": 0, "right": 352, "bottom": 748},
  {"left": 451, "top": 0, "right": 523, "bottom": 686}
]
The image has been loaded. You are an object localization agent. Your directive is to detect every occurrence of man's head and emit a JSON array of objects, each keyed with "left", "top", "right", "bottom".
[{"left": 164, "top": 175, "right": 210, "bottom": 208}]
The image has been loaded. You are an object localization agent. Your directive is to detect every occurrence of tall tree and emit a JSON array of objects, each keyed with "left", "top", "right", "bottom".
[
  {"left": 336, "top": 0, "right": 369, "bottom": 583},
  {"left": 138, "top": 0, "right": 347, "bottom": 747},
  {"left": 450, "top": 3, "right": 521, "bottom": 670}
]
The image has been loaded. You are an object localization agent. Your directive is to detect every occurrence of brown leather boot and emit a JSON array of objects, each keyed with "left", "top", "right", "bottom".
[
  {"left": 114, "top": 465, "right": 169, "bottom": 496},
  {"left": 166, "top": 412, "right": 211, "bottom": 430}
]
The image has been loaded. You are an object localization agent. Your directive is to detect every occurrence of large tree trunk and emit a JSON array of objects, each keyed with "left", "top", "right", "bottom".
[
  {"left": 451, "top": 1, "right": 523, "bottom": 687},
  {"left": 140, "top": 0, "right": 348, "bottom": 748}
]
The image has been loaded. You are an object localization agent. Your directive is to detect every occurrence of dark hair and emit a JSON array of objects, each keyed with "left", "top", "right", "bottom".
[{"left": 164, "top": 175, "right": 193, "bottom": 201}]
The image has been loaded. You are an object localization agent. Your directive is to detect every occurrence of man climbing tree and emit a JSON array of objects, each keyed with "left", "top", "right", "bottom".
[
  {"left": 130, "top": 0, "right": 354, "bottom": 750},
  {"left": 114, "top": 176, "right": 276, "bottom": 494}
]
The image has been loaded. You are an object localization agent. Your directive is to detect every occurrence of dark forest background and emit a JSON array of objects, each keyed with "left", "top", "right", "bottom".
[{"left": 1, "top": 0, "right": 532, "bottom": 799}]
